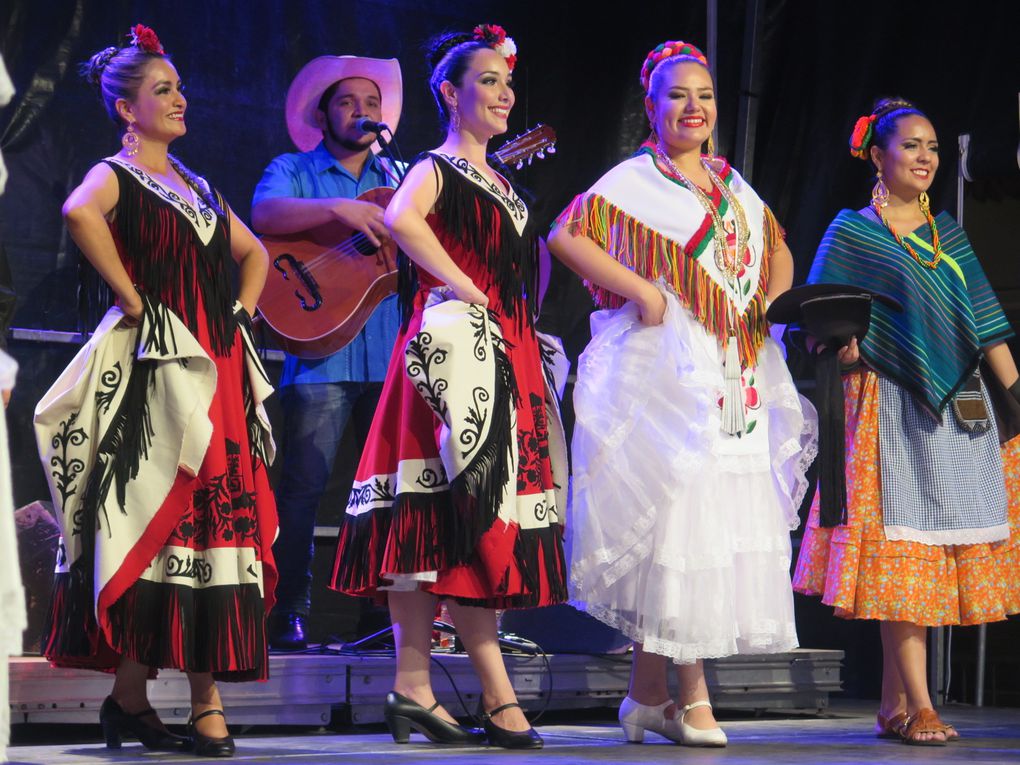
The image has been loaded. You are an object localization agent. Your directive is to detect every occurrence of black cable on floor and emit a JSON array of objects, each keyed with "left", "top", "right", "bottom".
[{"left": 277, "top": 626, "right": 557, "bottom": 728}]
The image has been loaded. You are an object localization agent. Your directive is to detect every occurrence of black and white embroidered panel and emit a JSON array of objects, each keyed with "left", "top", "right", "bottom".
[
  {"left": 432, "top": 152, "right": 528, "bottom": 235},
  {"left": 106, "top": 157, "right": 217, "bottom": 245}
]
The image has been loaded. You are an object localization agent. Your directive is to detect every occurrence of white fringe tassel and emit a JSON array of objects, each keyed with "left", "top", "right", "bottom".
[{"left": 720, "top": 335, "right": 746, "bottom": 436}]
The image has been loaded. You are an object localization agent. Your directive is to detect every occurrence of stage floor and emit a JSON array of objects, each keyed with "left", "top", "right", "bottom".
[{"left": 6, "top": 701, "right": 1019, "bottom": 764}]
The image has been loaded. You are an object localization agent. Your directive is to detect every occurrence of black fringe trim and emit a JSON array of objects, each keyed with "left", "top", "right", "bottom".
[
  {"left": 332, "top": 492, "right": 443, "bottom": 595},
  {"left": 104, "top": 161, "right": 236, "bottom": 356},
  {"left": 52, "top": 329, "right": 157, "bottom": 642},
  {"left": 82, "top": 325, "right": 157, "bottom": 536},
  {"left": 45, "top": 576, "right": 267, "bottom": 681},
  {"left": 139, "top": 293, "right": 178, "bottom": 355},
  {"left": 398, "top": 153, "right": 538, "bottom": 331},
  {"left": 444, "top": 331, "right": 518, "bottom": 554},
  {"left": 336, "top": 319, "right": 520, "bottom": 594},
  {"left": 106, "top": 579, "right": 268, "bottom": 681},
  {"left": 236, "top": 306, "right": 272, "bottom": 469},
  {"left": 42, "top": 565, "right": 99, "bottom": 659},
  {"left": 333, "top": 496, "right": 567, "bottom": 610}
]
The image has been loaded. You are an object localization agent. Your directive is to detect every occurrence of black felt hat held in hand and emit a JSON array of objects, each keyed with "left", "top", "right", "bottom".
[{"left": 767, "top": 284, "right": 904, "bottom": 527}]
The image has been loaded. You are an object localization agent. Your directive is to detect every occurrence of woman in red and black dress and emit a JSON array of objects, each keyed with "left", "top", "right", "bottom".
[
  {"left": 37, "top": 26, "right": 275, "bottom": 757},
  {"left": 330, "top": 26, "right": 566, "bottom": 749}
]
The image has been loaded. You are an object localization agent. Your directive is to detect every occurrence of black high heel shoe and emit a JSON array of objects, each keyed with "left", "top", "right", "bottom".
[
  {"left": 99, "top": 696, "right": 191, "bottom": 751},
  {"left": 188, "top": 708, "right": 236, "bottom": 757},
  {"left": 481, "top": 702, "right": 543, "bottom": 749},
  {"left": 383, "top": 691, "right": 485, "bottom": 745}
]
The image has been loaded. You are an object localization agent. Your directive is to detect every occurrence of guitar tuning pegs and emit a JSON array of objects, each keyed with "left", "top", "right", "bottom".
[
  {"left": 548, "top": 144, "right": 557, "bottom": 154},
  {"left": 537, "top": 150, "right": 545, "bottom": 159},
  {"left": 528, "top": 155, "right": 535, "bottom": 165},
  {"left": 516, "top": 160, "right": 524, "bottom": 170}
]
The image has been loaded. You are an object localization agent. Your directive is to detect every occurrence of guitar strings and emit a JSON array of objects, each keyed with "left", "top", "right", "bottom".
[{"left": 300, "top": 232, "right": 386, "bottom": 271}]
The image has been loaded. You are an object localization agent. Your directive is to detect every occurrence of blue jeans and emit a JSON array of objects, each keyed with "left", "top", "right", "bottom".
[{"left": 271, "top": 381, "right": 382, "bottom": 616}]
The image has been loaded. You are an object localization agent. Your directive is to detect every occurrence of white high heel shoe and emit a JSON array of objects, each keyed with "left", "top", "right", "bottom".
[
  {"left": 677, "top": 700, "right": 727, "bottom": 747},
  {"left": 618, "top": 696, "right": 727, "bottom": 747},
  {"left": 619, "top": 696, "right": 683, "bottom": 743}
]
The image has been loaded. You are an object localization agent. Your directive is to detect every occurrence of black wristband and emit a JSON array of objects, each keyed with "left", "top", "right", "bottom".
[{"left": 1009, "top": 378, "right": 1020, "bottom": 404}]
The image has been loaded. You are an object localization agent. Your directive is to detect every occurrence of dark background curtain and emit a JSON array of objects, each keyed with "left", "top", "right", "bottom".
[{"left": 1, "top": 0, "right": 1018, "bottom": 701}]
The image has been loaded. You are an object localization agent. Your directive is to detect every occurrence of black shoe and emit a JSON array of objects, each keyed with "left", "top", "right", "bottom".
[
  {"left": 188, "top": 708, "right": 236, "bottom": 757},
  {"left": 383, "top": 691, "right": 486, "bottom": 745},
  {"left": 99, "top": 696, "right": 191, "bottom": 751},
  {"left": 481, "top": 702, "right": 543, "bottom": 749},
  {"left": 269, "top": 612, "right": 308, "bottom": 651}
]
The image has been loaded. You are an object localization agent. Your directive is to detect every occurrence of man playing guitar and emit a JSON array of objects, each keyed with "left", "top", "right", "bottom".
[{"left": 251, "top": 55, "right": 403, "bottom": 651}]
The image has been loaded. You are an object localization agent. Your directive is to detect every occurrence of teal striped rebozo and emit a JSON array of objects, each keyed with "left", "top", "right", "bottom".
[{"left": 808, "top": 209, "right": 1014, "bottom": 419}]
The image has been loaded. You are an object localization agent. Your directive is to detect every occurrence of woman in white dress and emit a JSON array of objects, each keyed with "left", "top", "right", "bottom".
[{"left": 549, "top": 40, "right": 816, "bottom": 747}]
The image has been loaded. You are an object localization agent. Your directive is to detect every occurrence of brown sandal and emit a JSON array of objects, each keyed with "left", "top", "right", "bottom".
[
  {"left": 875, "top": 712, "right": 906, "bottom": 740},
  {"left": 898, "top": 709, "right": 948, "bottom": 746},
  {"left": 929, "top": 710, "right": 961, "bottom": 742}
]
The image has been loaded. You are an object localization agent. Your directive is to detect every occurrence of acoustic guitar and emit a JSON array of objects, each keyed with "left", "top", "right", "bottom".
[{"left": 257, "top": 124, "right": 556, "bottom": 359}]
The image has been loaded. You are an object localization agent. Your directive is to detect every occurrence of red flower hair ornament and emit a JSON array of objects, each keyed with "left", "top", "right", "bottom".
[
  {"left": 129, "top": 24, "right": 165, "bottom": 55},
  {"left": 473, "top": 23, "right": 517, "bottom": 71},
  {"left": 849, "top": 114, "right": 876, "bottom": 159}
]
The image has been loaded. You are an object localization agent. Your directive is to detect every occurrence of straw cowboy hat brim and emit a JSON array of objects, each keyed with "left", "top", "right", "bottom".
[{"left": 285, "top": 55, "right": 402, "bottom": 153}]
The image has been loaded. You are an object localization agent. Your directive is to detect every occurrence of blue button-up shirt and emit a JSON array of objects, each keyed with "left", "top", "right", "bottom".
[{"left": 252, "top": 142, "right": 401, "bottom": 387}]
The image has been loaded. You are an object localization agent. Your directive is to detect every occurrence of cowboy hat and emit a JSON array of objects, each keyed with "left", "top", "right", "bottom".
[{"left": 285, "top": 55, "right": 402, "bottom": 153}]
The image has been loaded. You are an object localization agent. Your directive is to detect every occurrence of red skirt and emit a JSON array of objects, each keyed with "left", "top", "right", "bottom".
[
  {"left": 44, "top": 327, "right": 278, "bottom": 681},
  {"left": 330, "top": 292, "right": 567, "bottom": 609}
]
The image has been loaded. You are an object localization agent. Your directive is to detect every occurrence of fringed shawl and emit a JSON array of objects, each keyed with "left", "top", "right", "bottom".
[
  {"left": 555, "top": 147, "right": 783, "bottom": 367},
  {"left": 809, "top": 209, "right": 1013, "bottom": 418}
]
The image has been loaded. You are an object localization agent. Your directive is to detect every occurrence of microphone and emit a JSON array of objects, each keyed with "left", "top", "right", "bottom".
[{"left": 355, "top": 118, "right": 389, "bottom": 134}]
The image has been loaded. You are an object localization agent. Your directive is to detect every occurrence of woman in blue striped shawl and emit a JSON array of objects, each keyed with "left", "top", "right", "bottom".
[{"left": 793, "top": 97, "right": 1020, "bottom": 746}]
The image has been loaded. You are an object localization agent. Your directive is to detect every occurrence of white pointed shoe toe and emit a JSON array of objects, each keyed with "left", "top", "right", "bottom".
[
  {"left": 678, "top": 700, "right": 727, "bottom": 747},
  {"left": 618, "top": 696, "right": 684, "bottom": 743}
]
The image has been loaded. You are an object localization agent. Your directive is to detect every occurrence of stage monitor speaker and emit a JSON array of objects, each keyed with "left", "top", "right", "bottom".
[
  {"left": 14, "top": 501, "right": 60, "bottom": 655},
  {"left": 499, "top": 604, "right": 630, "bottom": 654}
]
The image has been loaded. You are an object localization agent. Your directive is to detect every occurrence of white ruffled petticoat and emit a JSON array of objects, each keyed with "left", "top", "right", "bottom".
[{"left": 568, "top": 288, "right": 817, "bottom": 663}]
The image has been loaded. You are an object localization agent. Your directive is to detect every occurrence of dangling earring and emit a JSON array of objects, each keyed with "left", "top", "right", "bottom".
[
  {"left": 705, "top": 134, "right": 716, "bottom": 157},
  {"left": 918, "top": 190, "right": 931, "bottom": 215},
  {"left": 122, "top": 122, "right": 140, "bottom": 157},
  {"left": 450, "top": 102, "right": 460, "bottom": 133},
  {"left": 871, "top": 170, "right": 889, "bottom": 209}
]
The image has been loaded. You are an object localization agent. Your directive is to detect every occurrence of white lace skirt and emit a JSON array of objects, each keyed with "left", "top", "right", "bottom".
[{"left": 568, "top": 290, "right": 817, "bottom": 663}]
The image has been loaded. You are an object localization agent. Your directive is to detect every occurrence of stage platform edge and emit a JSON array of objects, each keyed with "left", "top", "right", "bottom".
[{"left": 9, "top": 648, "right": 843, "bottom": 727}]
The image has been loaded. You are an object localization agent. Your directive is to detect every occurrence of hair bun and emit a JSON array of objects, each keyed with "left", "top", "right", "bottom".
[
  {"left": 81, "top": 46, "right": 119, "bottom": 88},
  {"left": 426, "top": 31, "right": 474, "bottom": 72}
]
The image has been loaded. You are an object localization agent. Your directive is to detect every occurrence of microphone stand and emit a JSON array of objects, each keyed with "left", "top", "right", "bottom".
[{"left": 376, "top": 128, "right": 407, "bottom": 183}]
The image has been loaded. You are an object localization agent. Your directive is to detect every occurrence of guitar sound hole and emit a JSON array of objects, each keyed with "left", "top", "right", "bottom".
[{"left": 351, "top": 232, "right": 380, "bottom": 257}]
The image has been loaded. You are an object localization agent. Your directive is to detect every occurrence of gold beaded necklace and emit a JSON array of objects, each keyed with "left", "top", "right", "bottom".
[
  {"left": 872, "top": 192, "right": 944, "bottom": 270},
  {"left": 654, "top": 145, "right": 750, "bottom": 283}
]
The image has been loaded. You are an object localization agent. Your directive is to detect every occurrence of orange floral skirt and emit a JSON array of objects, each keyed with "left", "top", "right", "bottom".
[{"left": 792, "top": 368, "right": 1020, "bottom": 625}]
